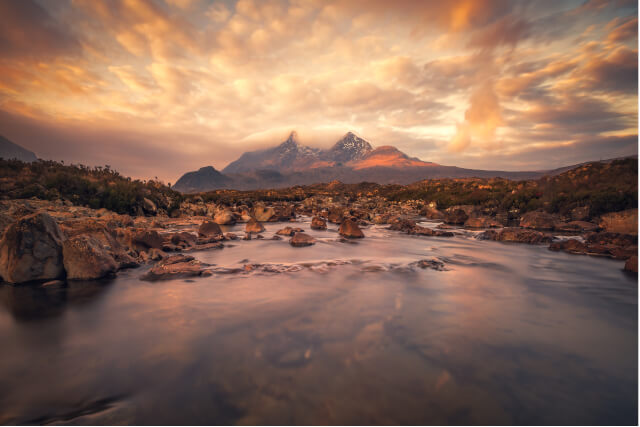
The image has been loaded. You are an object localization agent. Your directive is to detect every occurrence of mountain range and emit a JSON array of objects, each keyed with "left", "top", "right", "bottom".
[
  {"left": 0, "top": 135, "right": 37, "bottom": 162},
  {"left": 173, "top": 131, "right": 546, "bottom": 192}
]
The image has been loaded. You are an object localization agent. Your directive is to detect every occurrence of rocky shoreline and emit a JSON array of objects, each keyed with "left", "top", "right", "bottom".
[{"left": 0, "top": 195, "right": 636, "bottom": 286}]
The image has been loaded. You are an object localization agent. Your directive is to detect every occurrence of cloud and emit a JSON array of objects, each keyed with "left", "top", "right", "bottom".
[{"left": 449, "top": 82, "right": 503, "bottom": 152}]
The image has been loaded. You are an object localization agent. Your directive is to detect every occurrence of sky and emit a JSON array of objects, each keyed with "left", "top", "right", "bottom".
[{"left": 0, "top": 0, "right": 637, "bottom": 183}]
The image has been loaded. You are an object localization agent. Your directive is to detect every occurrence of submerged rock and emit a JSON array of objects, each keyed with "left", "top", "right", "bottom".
[
  {"left": 339, "top": 219, "right": 364, "bottom": 238},
  {"left": 62, "top": 235, "right": 117, "bottom": 280},
  {"left": 411, "top": 259, "right": 446, "bottom": 271},
  {"left": 290, "top": 232, "right": 316, "bottom": 247},
  {"left": 0, "top": 212, "right": 65, "bottom": 283}
]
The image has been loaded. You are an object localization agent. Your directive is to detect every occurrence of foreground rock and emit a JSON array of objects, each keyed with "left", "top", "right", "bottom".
[
  {"left": 245, "top": 218, "right": 265, "bottom": 233},
  {"left": 198, "top": 220, "right": 223, "bottom": 237},
  {"left": 339, "top": 219, "right": 364, "bottom": 238},
  {"left": 289, "top": 232, "right": 315, "bottom": 247},
  {"left": 62, "top": 235, "right": 117, "bottom": 280},
  {"left": 0, "top": 212, "right": 65, "bottom": 283},
  {"left": 141, "top": 254, "right": 211, "bottom": 281},
  {"left": 478, "top": 228, "right": 552, "bottom": 244},
  {"left": 310, "top": 216, "right": 327, "bottom": 230}
]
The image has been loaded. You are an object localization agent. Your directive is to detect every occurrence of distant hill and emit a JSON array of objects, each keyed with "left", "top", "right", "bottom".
[
  {"left": 173, "top": 131, "right": 548, "bottom": 192},
  {"left": 0, "top": 135, "right": 37, "bottom": 162}
]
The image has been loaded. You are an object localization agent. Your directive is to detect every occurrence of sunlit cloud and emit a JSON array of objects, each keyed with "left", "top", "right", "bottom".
[{"left": 0, "top": 0, "right": 636, "bottom": 182}]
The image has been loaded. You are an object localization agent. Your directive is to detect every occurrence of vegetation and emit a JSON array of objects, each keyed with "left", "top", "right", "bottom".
[
  {"left": 0, "top": 157, "right": 635, "bottom": 219},
  {"left": 0, "top": 159, "right": 183, "bottom": 215}
]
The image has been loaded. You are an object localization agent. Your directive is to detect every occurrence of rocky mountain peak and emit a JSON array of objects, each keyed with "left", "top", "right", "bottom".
[{"left": 327, "top": 131, "right": 373, "bottom": 163}]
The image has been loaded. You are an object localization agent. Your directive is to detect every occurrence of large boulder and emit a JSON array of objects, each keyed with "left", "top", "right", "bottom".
[
  {"left": 253, "top": 205, "right": 275, "bottom": 222},
  {"left": 246, "top": 218, "right": 265, "bottom": 233},
  {"left": 339, "top": 219, "right": 364, "bottom": 238},
  {"left": 0, "top": 212, "right": 65, "bottom": 283},
  {"left": 310, "top": 216, "right": 327, "bottom": 230},
  {"left": 289, "top": 232, "right": 316, "bottom": 247},
  {"left": 213, "top": 209, "right": 236, "bottom": 225},
  {"left": 62, "top": 235, "right": 118, "bottom": 280},
  {"left": 198, "top": 220, "right": 223, "bottom": 237},
  {"left": 599, "top": 209, "right": 637, "bottom": 235},
  {"left": 519, "top": 211, "right": 558, "bottom": 230}
]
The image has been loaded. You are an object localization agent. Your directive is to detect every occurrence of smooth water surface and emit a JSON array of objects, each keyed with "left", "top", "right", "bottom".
[{"left": 0, "top": 219, "right": 637, "bottom": 425}]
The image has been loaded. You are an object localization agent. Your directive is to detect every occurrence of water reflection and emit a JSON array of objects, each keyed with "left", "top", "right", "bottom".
[{"left": 0, "top": 219, "right": 636, "bottom": 425}]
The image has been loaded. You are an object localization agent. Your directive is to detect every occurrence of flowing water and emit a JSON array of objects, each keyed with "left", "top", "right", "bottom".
[{"left": 0, "top": 219, "right": 637, "bottom": 425}]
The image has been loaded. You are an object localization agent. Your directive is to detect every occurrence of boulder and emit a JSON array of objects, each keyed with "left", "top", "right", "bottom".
[
  {"left": 420, "top": 206, "right": 445, "bottom": 220},
  {"left": 198, "top": 220, "right": 223, "bottom": 237},
  {"left": 276, "top": 226, "right": 304, "bottom": 236},
  {"left": 289, "top": 232, "right": 316, "bottom": 247},
  {"left": 62, "top": 235, "right": 118, "bottom": 280},
  {"left": 327, "top": 210, "right": 344, "bottom": 224},
  {"left": 599, "top": 209, "right": 637, "bottom": 235},
  {"left": 464, "top": 216, "right": 501, "bottom": 228},
  {"left": 246, "top": 218, "right": 265, "bottom": 233},
  {"left": 0, "top": 213, "right": 65, "bottom": 283},
  {"left": 339, "top": 219, "right": 364, "bottom": 238},
  {"left": 549, "top": 239, "right": 588, "bottom": 255},
  {"left": 253, "top": 205, "right": 275, "bottom": 222},
  {"left": 141, "top": 254, "right": 211, "bottom": 281},
  {"left": 519, "top": 211, "right": 558, "bottom": 230},
  {"left": 213, "top": 209, "right": 236, "bottom": 225},
  {"left": 624, "top": 256, "right": 637, "bottom": 273},
  {"left": 310, "top": 216, "right": 327, "bottom": 230},
  {"left": 478, "top": 228, "right": 552, "bottom": 244}
]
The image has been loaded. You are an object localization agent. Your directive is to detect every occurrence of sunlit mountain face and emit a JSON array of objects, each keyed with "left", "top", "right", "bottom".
[{"left": 0, "top": 0, "right": 636, "bottom": 182}]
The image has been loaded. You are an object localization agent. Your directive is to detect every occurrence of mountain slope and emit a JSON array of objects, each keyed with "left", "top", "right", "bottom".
[
  {"left": 173, "top": 166, "right": 232, "bottom": 193},
  {"left": 0, "top": 135, "right": 37, "bottom": 162}
]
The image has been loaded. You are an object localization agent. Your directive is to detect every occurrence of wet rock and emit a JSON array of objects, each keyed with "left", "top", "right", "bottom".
[
  {"left": 276, "top": 226, "right": 304, "bottom": 236},
  {"left": 225, "top": 232, "right": 238, "bottom": 240},
  {"left": 339, "top": 219, "right": 364, "bottom": 238},
  {"left": 519, "top": 211, "right": 558, "bottom": 230},
  {"left": 444, "top": 209, "right": 468, "bottom": 225},
  {"left": 388, "top": 218, "right": 416, "bottom": 232},
  {"left": 62, "top": 235, "right": 117, "bottom": 280},
  {"left": 270, "top": 235, "right": 283, "bottom": 240},
  {"left": 599, "top": 209, "right": 637, "bottom": 235},
  {"left": 409, "top": 226, "right": 454, "bottom": 237},
  {"left": 0, "top": 212, "right": 65, "bottom": 283},
  {"left": 290, "top": 232, "right": 316, "bottom": 247},
  {"left": 420, "top": 206, "right": 445, "bottom": 220},
  {"left": 198, "top": 220, "right": 223, "bottom": 237},
  {"left": 624, "top": 256, "right": 637, "bottom": 273},
  {"left": 478, "top": 228, "right": 552, "bottom": 244},
  {"left": 140, "top": 254, "right": 210, "bottom": 281},
  {"left": 464, "top": 216, "right": 501, "bottom": 229},
  {"left": 549, "top": 239, "right": 588, "bottom": 255},
  {"left": 310, "top": 216, "right": 327, "bottom": 230},
  {"left": 246, "top": 218, "right": 265, "bottom": 233},
  {"left": 327, "top": 210, "right": 344, "bottom": 224}
]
